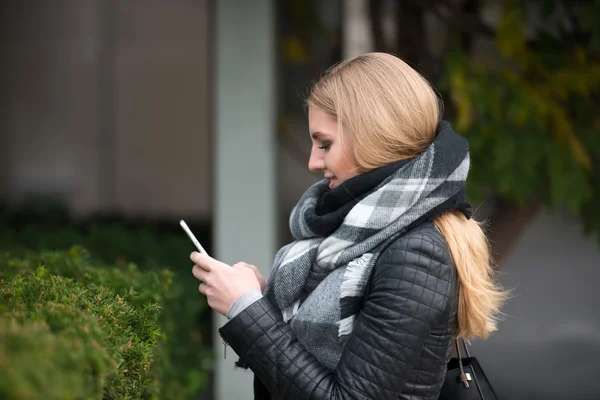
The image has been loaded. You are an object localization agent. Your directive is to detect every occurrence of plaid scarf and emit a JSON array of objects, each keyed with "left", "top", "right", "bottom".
[{"left": 264, "top": 121, "right": 470, "bottom": 358}]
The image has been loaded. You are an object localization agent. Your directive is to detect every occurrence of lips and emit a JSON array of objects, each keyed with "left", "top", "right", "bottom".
[{"left": 325, "top": 176, "right": 337, "bottom": 189}]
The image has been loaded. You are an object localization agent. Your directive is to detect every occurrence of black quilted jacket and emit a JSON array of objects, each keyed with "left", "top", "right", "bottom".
[{"left": 219, "top": 222, "right": 459, "bottom": 399}]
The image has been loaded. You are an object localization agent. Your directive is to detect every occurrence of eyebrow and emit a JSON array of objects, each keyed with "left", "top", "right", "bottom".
[{"left": 311, "top": 131, "right": 328, "bottom": 140}]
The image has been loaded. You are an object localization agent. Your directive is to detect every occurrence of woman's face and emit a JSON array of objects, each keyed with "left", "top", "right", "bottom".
[{"left": 307, "top": 106, "right": 360, "bottom": 190}]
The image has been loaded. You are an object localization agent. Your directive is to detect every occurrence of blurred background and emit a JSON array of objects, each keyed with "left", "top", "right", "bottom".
[{"left": 1, "top": 0, "right": 599, "bottom": 399}]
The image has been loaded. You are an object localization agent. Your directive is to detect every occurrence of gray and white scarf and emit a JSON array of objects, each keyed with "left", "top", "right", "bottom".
[{"left": 263, "top": 121, "right": 470, "bottom": 365}]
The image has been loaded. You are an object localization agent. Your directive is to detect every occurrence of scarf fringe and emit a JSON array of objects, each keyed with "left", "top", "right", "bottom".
[
  {"left": 282, "top": 299, "right": 301, "bottom": 323},
  {"left": 338, "top": 315, "right": 356, "bottom": 337},
  {"left": 340, "top": 253, "right": 373, "bottom": 298}
]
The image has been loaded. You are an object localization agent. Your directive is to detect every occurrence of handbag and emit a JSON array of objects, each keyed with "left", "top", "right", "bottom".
[{"left": 439, "top": 338, "right": 500, "bottom": 400}]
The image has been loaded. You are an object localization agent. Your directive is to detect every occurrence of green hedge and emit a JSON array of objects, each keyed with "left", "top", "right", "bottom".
[
  {"left": 0, "top": 247, "right": 167, "bottom": 399},
  {"left": 0, "top": 318, "right": 110, "bottom": 399},
  {"left": 0, "top": 203, "right": 214, "bottom": 399}
]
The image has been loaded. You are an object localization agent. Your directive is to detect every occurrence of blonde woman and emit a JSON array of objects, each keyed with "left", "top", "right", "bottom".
[{"left": 191, "top": 52, "right": 507, "bottom": 400}]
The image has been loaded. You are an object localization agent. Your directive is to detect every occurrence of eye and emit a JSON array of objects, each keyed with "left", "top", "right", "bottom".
[{"left": 318, "top": 142, "right": 331, "bottom": 151}]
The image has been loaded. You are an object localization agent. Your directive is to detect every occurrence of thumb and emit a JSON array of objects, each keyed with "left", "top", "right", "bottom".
[
  {"left": 233, "top": 262, "right": 254, "bottom": 271},
  {"left": 243, "top": 263, "right": 259, "bottom": 273},
  {"left": 190, "top": 251, "right": 228, "bottom": 270}
]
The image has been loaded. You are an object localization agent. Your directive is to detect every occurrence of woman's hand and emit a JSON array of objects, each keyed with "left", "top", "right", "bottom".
[
  {"left": 191, "top": 252, "right": 262, "bottom": 316},
  {"left": 243, "top": 263, "right": 267, "bottom": 294}
]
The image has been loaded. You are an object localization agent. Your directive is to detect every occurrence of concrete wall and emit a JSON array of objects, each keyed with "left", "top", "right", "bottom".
[
  {"left": 1, "top": 0, "right": 212, "bottom": 219},
  {"left": 1, "top": 1, "right": 104, "bottom": 212},
  {"left": 112, "top": 1, "right": 211, "bottom": 218}
]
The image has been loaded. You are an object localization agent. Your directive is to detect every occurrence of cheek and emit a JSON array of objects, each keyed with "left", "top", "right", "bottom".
[
  {"left": 326, "top": 149, "right": 355, "bottom": 178},
  {"left": 340, "top": 155, "right": 360, "bottom": 179}
]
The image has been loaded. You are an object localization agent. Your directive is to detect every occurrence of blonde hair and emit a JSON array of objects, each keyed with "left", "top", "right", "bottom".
[{"left": 308, "top": 52, "right": 507, "bottom": 340}]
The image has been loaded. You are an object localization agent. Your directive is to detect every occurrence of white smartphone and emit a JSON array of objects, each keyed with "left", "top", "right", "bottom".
[{"left": 179, "top": 219, "right": 208, "bottom": 255}]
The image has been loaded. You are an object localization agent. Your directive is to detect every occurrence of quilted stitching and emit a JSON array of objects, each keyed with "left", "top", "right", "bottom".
[{"left": 219, "top": 222, "right": 458, "bottom": 399}]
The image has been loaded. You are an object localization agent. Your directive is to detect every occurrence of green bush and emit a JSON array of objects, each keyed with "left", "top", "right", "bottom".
[
  {"left": 0, "top": 247, "right": 175, "bottom": 309},
  {"left": 0, "top": 204, "right": 214, "bottom": 399},
  {"left": 0, "top": 248, "right": 168, "bottom": 399},
  {"left": 0, "top": 319, "right": 111, "bottom": 400}
]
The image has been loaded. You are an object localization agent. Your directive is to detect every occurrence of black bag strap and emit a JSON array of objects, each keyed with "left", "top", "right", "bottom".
[
  {"left": 454, "top": 338, "right": 473, "bottom": 388},
  {"left": 455, "top": 337, "right": 471, "bottom": 358}
]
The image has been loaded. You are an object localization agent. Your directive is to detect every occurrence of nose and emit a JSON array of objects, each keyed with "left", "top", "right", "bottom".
[{"left": 308, "top": 147, "right": 325, "bottom": 172}]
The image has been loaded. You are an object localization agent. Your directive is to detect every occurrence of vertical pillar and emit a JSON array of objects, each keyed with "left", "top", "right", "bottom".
[
  {"left": 213, "top": 1, "right": 276, "bottom": 398},
  {"left": 342, "top": 0, "right": 374, "bottom": 59}
]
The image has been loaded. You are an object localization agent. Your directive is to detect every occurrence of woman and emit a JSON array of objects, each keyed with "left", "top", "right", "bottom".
[{"left": 191, "top": 52, "right": 507, "bottom": 399}]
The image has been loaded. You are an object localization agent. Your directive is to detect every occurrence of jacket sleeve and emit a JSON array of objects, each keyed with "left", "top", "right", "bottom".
[{"left": 218, "top": 229, "right": 455, "bottom": 399}]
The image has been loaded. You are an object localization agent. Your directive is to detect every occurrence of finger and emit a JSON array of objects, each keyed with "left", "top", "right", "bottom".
[
  {"left": 198, "top": 282, "right": 208, "bottom": 295},
  {"left": 190, "top": 252, "right": 226, "bottom": 271},
  {"left": 232, "top": 262, "right": 247, "bottom": 270},
  {"left": 233, "top": 262, "right": 256, "bottom": 272},
  {"left": 192, "top": 264, "right": 209, "bottom": 281}
]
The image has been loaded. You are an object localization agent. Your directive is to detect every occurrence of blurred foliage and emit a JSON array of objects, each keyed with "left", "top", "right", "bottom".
[
  {"left": 0, "top": 203, "right": 213, "bottom": 400},
  {"left": 0, "top": 248, "right": 165, "bottom": 399},
  {"left": 281, "top": 0, "right": 600, "bottom": 244},
  {"left": 440, "top": 0, "right": 600, "bottom": 239}
]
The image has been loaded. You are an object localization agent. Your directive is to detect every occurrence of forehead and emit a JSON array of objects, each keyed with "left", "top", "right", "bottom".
[{"left": 308, "top": 107, "right": 338, "bottom": 136}]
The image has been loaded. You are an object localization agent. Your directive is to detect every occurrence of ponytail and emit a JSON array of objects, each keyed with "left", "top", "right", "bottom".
[{"left": 433, "top": 211, "right": 509, "bottom": 341}]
